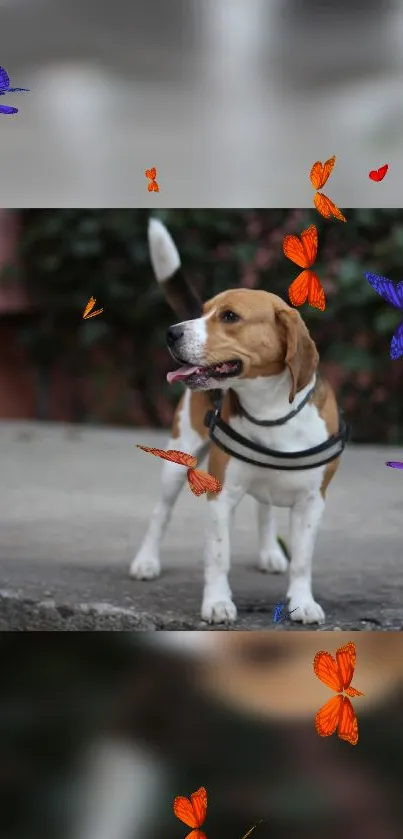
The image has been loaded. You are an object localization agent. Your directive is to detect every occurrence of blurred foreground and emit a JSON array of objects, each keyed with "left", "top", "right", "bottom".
[
  {"left": 1, "top": 0, "right": 403, "bottom": 205},
  {"left": 1, "top": 632, "right": 403, "bottom": 839}
]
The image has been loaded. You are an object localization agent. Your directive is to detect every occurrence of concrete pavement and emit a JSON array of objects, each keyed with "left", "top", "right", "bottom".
[{"left": 1, "top": 420, "right": 402, "bottom": 631}]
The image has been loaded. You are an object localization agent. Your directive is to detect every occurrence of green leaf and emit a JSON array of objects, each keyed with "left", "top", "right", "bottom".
[
  {"left": 374, "top": 309, "right": 401, "bottom": 333},
  {"left": 325, "top": 343, "right": 377, "bottom": 371}
]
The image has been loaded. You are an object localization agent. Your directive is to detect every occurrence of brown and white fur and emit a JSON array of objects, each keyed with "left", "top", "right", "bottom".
[{"left": 130, "top": 219, "right": 342, "bottom": 625}]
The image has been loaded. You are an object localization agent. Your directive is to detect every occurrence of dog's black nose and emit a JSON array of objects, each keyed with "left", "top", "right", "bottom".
[{"left": 166, "top": 325, "right": 184, "bottom": 347}]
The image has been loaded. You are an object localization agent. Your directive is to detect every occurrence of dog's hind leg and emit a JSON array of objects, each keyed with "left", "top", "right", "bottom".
[
  {"left": 256, "top": 503, "right": 288, "bottom": 573},
  {"left": 129, "top": 389, "right": 209, "bottom": 580}
]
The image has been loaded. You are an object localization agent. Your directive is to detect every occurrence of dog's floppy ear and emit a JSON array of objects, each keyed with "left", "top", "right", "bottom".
[{"left": 276, "top": 309, "right": 319, "bottom": 403}]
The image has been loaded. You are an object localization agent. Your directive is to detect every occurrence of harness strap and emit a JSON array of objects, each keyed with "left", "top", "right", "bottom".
[
  {"left": 204, "top": 390, "right": 350, "bottom": 471},
  {"left": 237, "top": 386, "right": 315, "bottom": 426}
]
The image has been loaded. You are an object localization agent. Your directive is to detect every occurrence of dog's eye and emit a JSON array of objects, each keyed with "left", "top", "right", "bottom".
[{"left": 220, "top": 310, "right": 241, "bottom": 323}]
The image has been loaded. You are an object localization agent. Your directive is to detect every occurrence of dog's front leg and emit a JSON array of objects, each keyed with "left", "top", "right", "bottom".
[
  {"left": 201, "top": 489, "right": 243, "bottom": 625},
  {"left": 287, "top": 489, "right": 326, "bottom": 625}
]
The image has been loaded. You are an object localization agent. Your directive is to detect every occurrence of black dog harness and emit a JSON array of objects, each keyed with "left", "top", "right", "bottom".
[{"left": 204, "top": 387, "right": 350, "bottom": 471}]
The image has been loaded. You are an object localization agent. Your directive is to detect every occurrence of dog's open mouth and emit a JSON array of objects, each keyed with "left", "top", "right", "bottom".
[{"left": 167, "top": 360, "right": 242, "bottom": 386}]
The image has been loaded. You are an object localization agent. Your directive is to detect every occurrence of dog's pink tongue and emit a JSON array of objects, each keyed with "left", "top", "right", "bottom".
[{"left": 167, "top": 365, "right": 199, "bottom": 384}]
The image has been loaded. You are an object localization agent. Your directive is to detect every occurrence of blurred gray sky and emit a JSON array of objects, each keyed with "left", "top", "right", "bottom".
[{"left": 1, "top": 0, "right": 403, "bottom": 206}]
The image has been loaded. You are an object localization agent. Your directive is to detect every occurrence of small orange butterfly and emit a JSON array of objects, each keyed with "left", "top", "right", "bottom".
[
  {"left": 145, "top": 166, "right": 160, "bottom": 192},
  {"left": 313, "top": 640, "right": 364, "bottom": 746},
  {"left": 137, "top": 446, "right": 222, "bottom": 496},
  {"left": 174, "top": 787, "right": 207, "bottom": 839},
  {"left": 82, "top": 297, "right": 104, "bottom": 319},
  {"left": 309, "top": 155, "right": 346, "bottom": 222},
  {"left": 283, "top": 224, "right": 325, "bottom": 311}
]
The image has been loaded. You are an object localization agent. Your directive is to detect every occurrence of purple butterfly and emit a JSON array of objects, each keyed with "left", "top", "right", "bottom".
[
  {"left": 0, "top": 65, "right": 29, "bottom": 115},
  {"left": 272, "top": 600, "right": 299, "bottom": 624},
  {"left": 364, "top": 272, "right": 403, "bottom": 360},
  {"left": 0, "top": 105, "right": 18, "bottom": 114},
  {"left": 386, "top": 461, "right": 403, "bottom": 469}
]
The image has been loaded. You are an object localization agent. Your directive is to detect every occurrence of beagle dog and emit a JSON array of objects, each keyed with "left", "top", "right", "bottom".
[{"left": 130, "top": 219, "right": 349, "bottom": 625}]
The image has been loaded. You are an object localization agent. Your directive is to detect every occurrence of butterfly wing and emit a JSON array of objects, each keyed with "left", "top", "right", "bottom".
[
  {"left": 283, "top": 225, "right": 317, "bottom": 268},
  {"left": 151, "top": 181, "right": 160, "bottom": 192},
  {"left": 315, "top": 695, "right": 343, "bottom": 738},
  {"left": 300, "top": 225, "right": 318, "bottom": 264},
  {"left": 378, "top": 163, "right": 388, "bottom": 180},
  {"left": 314, "top": 191, "right": 335, "bottom": 219},
  {"left": 314, "top": 192, "right": 346, "bottom": 222},
  {"left": 386, "top": 461, "right": 403, "bottom": 469},
  {"left": 313, "top": 650, "right": 344, "bottom": 692},
  {"left": 0, "top": 104, "right": 18, "bottom": 114},
  {"left": 174, "top": 799, "right": 200, "bottom": 829},
  {"left": 190, "top": 787, "right": 207, "bottom": 826},
  {"left": 307, "top": 271, "right": 326, "bottom": 311},
  {"left": 174, "top": 787, "right": 207, "bottom": 829},
  {"left": 288, "top": 270, "right": 310, "bottom": 308},
  {"left": 145, "top": 167, "right": 157, "bottom": 180},
  {"left": 137, "top": 446, "right": 198, "bottom": 468},
  {"left": 283, "top": 234, "right": 309, "bottom": 269},
  {"left": 85, "top": 308, "right": 104, "bottom": 318},
  {"left": 372, "top": 164, "right": 388, "bottom": 181},
  {"left": 0, "top": 66, "right": 10, "bottom": 89},
  {"left": 365, "top": 272, "right": 403, "bottom": 310},
  {"left": 187, "top": 468, "right": 222, "bottom": 496},
  {"left": 390, "top": 320, "right": 403, "bottom": 360},
  {"left": 335, "top": 641, "right": 356, "bottom": 689},
  {"left": 337, "top": 696, "right": 359, "bottom": 745},
  {"left": 310, "top": 155, "right": 336, "bottom": 190},
  {"left": 240, "top": 822, "right": 264, "bottom": 839},
  {"left": 83, "top": 297, "right": 96, "bottom": 318},
  {"left": 335, "top": 641, "right": 364, "bottom": 696},
  {"left": 272, "top": 602, "right": 284, "bottom": 623}
]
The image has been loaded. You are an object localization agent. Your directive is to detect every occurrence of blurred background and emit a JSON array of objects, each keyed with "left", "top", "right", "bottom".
[
  {"left": 2, "top": 207, "right": 403, "bottom": 443},
  {"left": 1, "top": 631, "right": 403, "bottom": 839},
  {"left": 2, "top": 0, "right": 403, "bottom": 205}
]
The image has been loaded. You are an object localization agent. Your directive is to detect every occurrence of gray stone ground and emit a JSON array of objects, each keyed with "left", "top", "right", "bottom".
[{"left": 1, "top": 420, "right": 402, "bottom": 631}]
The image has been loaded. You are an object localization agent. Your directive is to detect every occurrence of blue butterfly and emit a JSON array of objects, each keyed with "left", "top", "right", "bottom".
[
  {"left": 365, "top": 272, "right": 403, "bottom": 360},
  {"left": 272, "top": 600, "right": 299, "bottom": 624},
  {"left": 0, "top": 65, "right": 29, "bottom": 115}
]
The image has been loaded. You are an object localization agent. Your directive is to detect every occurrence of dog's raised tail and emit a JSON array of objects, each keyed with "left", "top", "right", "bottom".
[{"left": 148, "top": 218, "right": 202, "bottom": 320}]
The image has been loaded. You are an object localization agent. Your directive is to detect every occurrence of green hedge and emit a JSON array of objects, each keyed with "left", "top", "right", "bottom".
[{"left": 15, "top": 209, "right": 403, "bottom": 441}]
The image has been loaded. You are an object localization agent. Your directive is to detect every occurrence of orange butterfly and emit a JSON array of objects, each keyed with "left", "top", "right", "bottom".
[
  {"left": 174, "top": 786, "right": 207, "bottom": 839},
  {"left": 82, "top": 296, "right": 104, "bottom": 319},
  {"left": 137, "top": 446, "right": 222, "bottom": 496},
  {"left": 145, "top": 166, "right": 160, "bottom": 192},
  {"left": 309, "top": 155, "right": 346, "bottom": 222},
  {"left": 313, "top": 640, "right": 364, "bottom": 746},
  {"left": 283, "top": 224, "right": 325, "bottom": 311}
]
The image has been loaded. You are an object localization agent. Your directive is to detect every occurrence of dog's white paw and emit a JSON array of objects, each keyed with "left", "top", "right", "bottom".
[
  {"left": 287, "top": 593, "right": 325, "bottom": 625},
  {"left": 129, "top": 549, "right": 161, "bottom": 580},
  {"left": 257, "top": 546, "right": 288, "bottom": 574},
  {"left": 201, "top": 597, "right": 237, "bottom": 624}
]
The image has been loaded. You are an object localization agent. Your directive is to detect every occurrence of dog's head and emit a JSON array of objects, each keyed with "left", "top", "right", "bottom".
[{"left": 166, "top": 289, "right": 319, "bottom": 403}]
